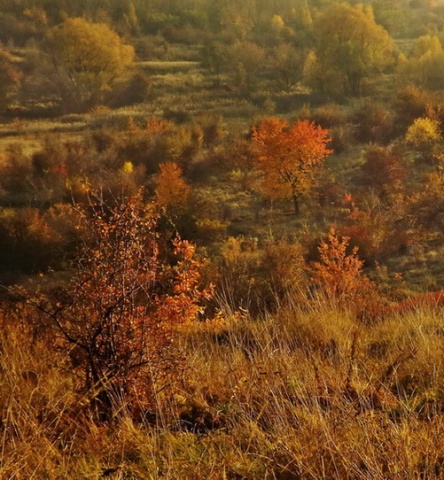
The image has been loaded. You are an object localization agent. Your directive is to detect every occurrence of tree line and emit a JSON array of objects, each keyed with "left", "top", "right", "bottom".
[{"left": 2, "top": 1, "right": 444, "bottom": 114}]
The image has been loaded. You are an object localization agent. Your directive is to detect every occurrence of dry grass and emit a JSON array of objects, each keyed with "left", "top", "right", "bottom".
[
  {"left": 138, "top": 61, "right": 200, "bottom": 71},
  {"left": 1, "top": 300, "right": 444, "bottom": 479}
]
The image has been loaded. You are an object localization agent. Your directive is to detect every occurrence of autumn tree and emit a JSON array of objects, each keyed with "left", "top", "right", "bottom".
[
  {"left": 307, "top": 3, "right": 394, "bottom": 96},
  {"left": 361, "top": 145, "right": 407, "bottom": 200},
  {"left": 309, "top": 227, "right": 383, "bottom": 319},
  {"left": 23, "top": 194, "right": 211, "bottom": 418},
  {"left": 226, "top": 138, "right": 259, "bottom": 191},
  {"left": 393, "top": 84, "right": 431, "bottom": 130},
  {"left": 405, "top": 116, "right": 442, "bottom": 162},
  {"left": 351, "top": 101, "right": 395, "bottom": 144},
  {"left": 45, "top": 17, "right": 135, "bottom": 112},
  {"left": 252, "top": 117, "right": 332, "bottom": 216},
  {"left": 218, "top": 236, "right": 306, "bottom": 314},
  {"left": 0, "top": 207, "right": 63, "bottom": 274},
  {"left": 154, "top": 162, "right": 191, "bottom": 215}
]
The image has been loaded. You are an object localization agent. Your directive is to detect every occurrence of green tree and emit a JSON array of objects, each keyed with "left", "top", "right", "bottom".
[
  {"left": 226, "top": 40, "right": 266, "bottom": 89},
  {"left": 200, "top": 41, "right": 227, "bottom": 85},
  {"left": 120, "top": 0, "right": 140, "bottom": 34},
  {"left": 211, "top": 0, "right": 255, "bottom": 39},
  {"left": 373, "top": 0, "right": 410, "bottom": 38},
  {"left": 398, "top": 35, "right": 444, "bottom": 90},
  {"left": 45, "top": 17, "right": 135, "bottom": 112},
  {"left": 307, "top": 3, "right": 394, "bottom": 96},
  {"left": 268, "top": 43, "right": 305, "bottom": 91}
]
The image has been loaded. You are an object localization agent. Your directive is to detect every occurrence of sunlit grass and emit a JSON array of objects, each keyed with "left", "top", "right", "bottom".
[
  {"left": 2, "top": 300, "right": 444, "bottom": 478},
  {"left": 138, "top": 61, "right": 200, "bottom": 71}
]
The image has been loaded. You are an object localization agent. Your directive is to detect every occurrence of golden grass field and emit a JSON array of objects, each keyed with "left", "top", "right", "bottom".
[{"left": 2, "top": 299, "right": 444, "bottom": 479}]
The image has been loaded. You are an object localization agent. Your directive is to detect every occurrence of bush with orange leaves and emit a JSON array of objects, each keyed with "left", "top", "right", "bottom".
[
  {"left": 154, "top": 161, "right": 191, "bottom": 214},
  {"left": 308, "top": 227, "right": 385, "bottom": 321},
  {"left": 22, "top": 193, "right": 212, "bottom": 419}
]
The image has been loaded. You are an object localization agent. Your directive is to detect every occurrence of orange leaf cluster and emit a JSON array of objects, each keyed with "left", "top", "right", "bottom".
[
  {"left": 154, "top": 162, "right": 191, "bottom": 212},
  {"left": 309, "top": 227, "right": 382, "bottom": 319},
  {"left": 29, "top": 193, "right": 211, "bottom": 416},
  {"left": 252, "top": 117, "right": 332, "bottom": 214}
]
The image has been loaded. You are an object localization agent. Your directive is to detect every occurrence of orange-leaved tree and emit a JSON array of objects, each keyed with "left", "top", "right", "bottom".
[
  {"left": 308, "top": 227, "right": 384, "bottom": 320},
  {"left": 154, "top": 161, "right": 191, "bottom": 214},
  {"left": 252, "top": 117, "right": 332, "bottom": 215},
  {"left": 23, "top": 193, "right": 211, "bottom": 418}
]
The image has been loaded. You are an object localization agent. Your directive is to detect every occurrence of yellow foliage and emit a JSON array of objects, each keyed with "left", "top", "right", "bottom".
[
  {"left": 122, "top": 161, "right": 134, "bottom": 174},
  {"left": 406, "top": 117, "right": 441, "bottom": 144},
  {"left": 405, "top": 117, "right": 442, "bottom": 158},
  {"left": 271, "top": 14, "right": 285, "bottom": 29},
  {"left": 310, "top": 3, "right": 394, "bottom": 95},
  {"left": 155, "top": 162, "right": 191, "bottom": 212},
  {"left": 47, "top": 17, "right": 135, "bottom": 109}
]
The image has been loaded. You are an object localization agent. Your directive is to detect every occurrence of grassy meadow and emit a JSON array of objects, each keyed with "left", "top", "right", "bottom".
[{"left": 2, "top": 301, "right": 444, "bottom": 479}]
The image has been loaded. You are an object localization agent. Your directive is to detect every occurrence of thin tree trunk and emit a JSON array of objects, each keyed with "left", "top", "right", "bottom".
[{"left": 292, "top": 192, "right": 300, "bottom": 216}]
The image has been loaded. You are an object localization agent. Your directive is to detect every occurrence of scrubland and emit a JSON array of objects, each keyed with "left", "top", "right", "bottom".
[{"left": 0, "top": 0, "right": 443, "bottom": 478}]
